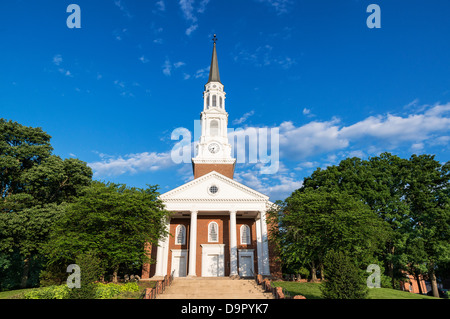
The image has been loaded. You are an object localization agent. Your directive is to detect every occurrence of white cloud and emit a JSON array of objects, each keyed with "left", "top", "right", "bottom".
[
  {"left": 255, "top": 0, "right": 293, "bottom": 15},
  {"left": 234, "top": 164, "right": 302, "bottom": 201},
  {"left": 114, "top": 0, "right": 133, "bottom": 18},
  {"left": 162, "top": 58, "right": 172, "bottom": 76},
  {"left": 89, "top": 151, "right": 175, "bottom": 177},
  {"left": 233, "top": 111, "right": 255, "bottom": 125},
  {"left": 139, "top": 55, "right": 149, "bottom": 63},
  {"left": 155, "top": 0, "right": 166, "bottom": 12},
  {"left": 174, "top": 61, "right": 186, "bottom": 68},
  {"left": 194, "top": 66, "right": 210, "bottom": 79},
  {"left": 162, "top": 59, "right": 186, "bottom": 76},
  {"left": 185, "top": 24, "right": 198, "bottom": 36},
  {"left": 179, "top": 0, "right": 196, "bottom": 22},
  {"left": 53, "top": 54, "right": 63, "bottom": 66},
  {"left": 233, "top": 44, "right": 295, "bottom": 69},
  {"left": 179, "top": 0, "right": 211, "bottom": 36}
]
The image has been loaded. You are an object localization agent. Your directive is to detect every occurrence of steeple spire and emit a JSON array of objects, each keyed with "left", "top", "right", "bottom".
[{"left": 208, "top": 34, "right": 221, "bottom": 83}]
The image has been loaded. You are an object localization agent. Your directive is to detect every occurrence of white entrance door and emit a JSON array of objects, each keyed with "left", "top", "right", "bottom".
[
  {"left": 171, "top": 250, "right": 187, "bottom": 277},
  {"left": 206, "top": 254, "right": 220, "bottom": 277},
  {"left": 238, "top": 250, "right": 255, "bottom": 277},
  {"left": 201, "top": 244, "right": 225, "bottom": 277}
]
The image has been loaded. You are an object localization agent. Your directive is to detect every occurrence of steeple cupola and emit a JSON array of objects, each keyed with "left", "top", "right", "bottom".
[{"left": 192, "top": 35, "right": 236, "bottom": 179}]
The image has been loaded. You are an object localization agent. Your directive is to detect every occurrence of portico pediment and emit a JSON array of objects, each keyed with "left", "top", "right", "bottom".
[{"left": 159, "top": 171, "right": 269, "bottom": 203}]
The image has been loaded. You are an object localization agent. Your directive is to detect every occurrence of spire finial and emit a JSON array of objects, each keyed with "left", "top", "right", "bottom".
[{"left": 208, "top": 34, "right": 221, "bottom": 83}]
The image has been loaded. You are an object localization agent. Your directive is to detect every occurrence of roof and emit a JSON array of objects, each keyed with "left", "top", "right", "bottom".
[{"left": 208, "top": 42, "right": 221, "bottom": 83}]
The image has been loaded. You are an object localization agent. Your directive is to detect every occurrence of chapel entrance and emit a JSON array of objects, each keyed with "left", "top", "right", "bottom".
[
  {"left": 238, "top": 250, "right": 255, "bottom": 277},
  {"left": 201, "top": 244, "right": 225, "bottom": 277}
]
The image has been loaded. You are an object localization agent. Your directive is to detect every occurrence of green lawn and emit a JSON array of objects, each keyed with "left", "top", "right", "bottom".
[{"left": 271, "top": 281, "right": 440, "bottom": 299}]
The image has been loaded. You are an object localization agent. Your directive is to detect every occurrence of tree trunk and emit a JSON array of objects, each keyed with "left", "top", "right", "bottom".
[
  {"left": 429, "top": 269, "right": 440, "bottom": 298},
  {"left": 21, "top": 257, "right": 30, "bottom": 289},
  {"left": 320, "top": 263, "right": 325, "bottom": 281},
  {"left": 310, "top": 261, "right": 317, "bottom": 282},
  {"left": 113, "top": 265, "right": 119, "bottom": 283},
  {"left": 414, "top": 273, "right": 423, "bottom": 295},
  {"left": 388, "top": 244, "right": 395, "bottom": 288}
]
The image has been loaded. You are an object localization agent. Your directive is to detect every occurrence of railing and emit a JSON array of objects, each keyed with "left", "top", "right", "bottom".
[
  {"left": 255, "top": 273, "right": 292, "bottom": 299},
  {"left": 141, "top": 270, "right": 175, "bottom": 299}
]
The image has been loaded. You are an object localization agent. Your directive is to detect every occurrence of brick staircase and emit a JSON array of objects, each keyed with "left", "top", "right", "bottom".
[{"left": 156, "top": 277, "right": 274, "bottom": 299}]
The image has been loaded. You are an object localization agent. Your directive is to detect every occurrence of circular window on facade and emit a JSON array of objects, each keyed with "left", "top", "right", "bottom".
[{"left": 208, "top": 185, "right": 219, "bottom": 195}]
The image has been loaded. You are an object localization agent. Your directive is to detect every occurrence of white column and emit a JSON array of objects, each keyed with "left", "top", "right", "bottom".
[
  {"left": 188, "top": 210, "right": 198, "bottom": 277},
  {"left": 155, "top": 216, "right": 170, "bottom": 277},
  {"left": 255, "top": 216, "right": 263, "bottom": 275},
  {"left": 154, "top": 238, "right": 165, "bottom": 277},
  {"left": 260, "top": 210, "right": 271, "bottom": 276},
  {"left": 229, "top": 210, "right": 238, "bottom": 276}
]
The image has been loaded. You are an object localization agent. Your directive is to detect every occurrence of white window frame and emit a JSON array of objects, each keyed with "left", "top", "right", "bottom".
[
  {"left": 175, "top": 224, "right": 186, "bottom": 245},
  {"left": 208, "top": 222, "right": 219, "bottom": 243},
  {"left": 240, "top": 224, "right": 251, "bottom": 245}
]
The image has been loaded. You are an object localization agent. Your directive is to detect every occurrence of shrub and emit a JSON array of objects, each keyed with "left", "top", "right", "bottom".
[
  {"left": 320, "top": 250, "right": 368, "bottom": 299},
  {"left": 67, "top": 251, "right": 104, "bottom": 299},
  {"left": 94, "top": 282, "right": 140, "bottom": 299},
  {"left": 24, "top": 285, "right": 71, "bottom": 299}
]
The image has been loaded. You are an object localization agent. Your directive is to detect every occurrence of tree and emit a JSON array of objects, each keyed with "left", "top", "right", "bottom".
[
  {"left": 270, "top": 188, "right": 391, "bottom": 281},
  {"left": 45, "top": 182, "right": 171, "bottom": 282},
  {"left": 404, "top": 155, "right": 450, "bottom": 297},
  {"left": 0, "top": 203, "right": 66, "bottom": 289},
  {"left": 320, "top": 250, "right": 368, "bottom": 299},
  {"left": 0, "top": 118, "right": 93, "bottom": 289}
]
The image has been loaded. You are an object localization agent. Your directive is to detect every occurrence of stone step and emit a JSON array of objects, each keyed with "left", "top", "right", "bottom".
[{"left": 155, "top": 278, "right": 273, "bottom": 299}]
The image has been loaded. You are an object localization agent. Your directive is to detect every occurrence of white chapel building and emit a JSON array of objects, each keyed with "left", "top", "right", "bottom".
[{"left": 142, "top": 37, "right": 280, "bottom": 279}]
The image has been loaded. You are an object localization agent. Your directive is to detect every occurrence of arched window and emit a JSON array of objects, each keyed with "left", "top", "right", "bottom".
[
  {"left": 212, "top": 95, "right": 217, "bottom": 107},
  {"left": 175, "top": 225, "right": 186, "bottom": 245},
  {"left": 210, "top": 120, "right": 219, "bottom": 136},
  {"left": 208, "top": 222, "right": 219, "bottom": 242},
  {"left": 206, "top": 95, "right": 210, "bottom": 108},
  {"left": 219, "top": 96, "right": 223, "bottom": 108},
  {"left": 240, "top": 225, "right": 251, "bottom": 245}
]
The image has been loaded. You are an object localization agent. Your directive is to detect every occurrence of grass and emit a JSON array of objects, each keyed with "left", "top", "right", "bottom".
[
  {"left": 0, "top": 280, "right": 157, "bottom": 299},
  {"left": 271, "top": 281, "right": 440, "bottom": 299}
]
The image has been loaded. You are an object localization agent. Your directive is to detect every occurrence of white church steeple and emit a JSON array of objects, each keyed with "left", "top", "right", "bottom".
[{"left": 192, "top": 35, "right": 236, "bottom": 179}]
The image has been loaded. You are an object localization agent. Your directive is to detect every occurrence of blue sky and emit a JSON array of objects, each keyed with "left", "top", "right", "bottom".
[{"left": 1, "top": 0, "right": 450, "bottom": 201}]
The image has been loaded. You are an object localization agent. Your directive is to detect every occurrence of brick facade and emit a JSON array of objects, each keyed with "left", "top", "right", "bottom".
[
  {"left": 143, "top": 216, "right": 262, "bottom": 278},
  {"left": 193, "top": 163, "right": 235, "bottom": 179}
]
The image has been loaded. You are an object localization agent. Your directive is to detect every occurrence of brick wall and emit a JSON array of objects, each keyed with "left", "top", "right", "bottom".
[{"left": 193, "top": 163, "right": 235, "bottom": 179}]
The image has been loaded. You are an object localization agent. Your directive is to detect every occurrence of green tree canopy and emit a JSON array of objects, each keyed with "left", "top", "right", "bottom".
[
  {"left": 271, "top": 188, "right": 391, "bottom": 281},
  {"left": 44, "top": 182, "right": 172, "bottom": 282}
]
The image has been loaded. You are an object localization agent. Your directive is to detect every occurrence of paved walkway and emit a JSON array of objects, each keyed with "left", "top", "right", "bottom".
[{"left": 156, "top": 277, "right": 274, "bottom": 299}]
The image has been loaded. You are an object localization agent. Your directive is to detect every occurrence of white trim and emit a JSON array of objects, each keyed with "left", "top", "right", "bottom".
[
  {"left": 200, "top": 244, "right": 225, "bottom": 277},
  {"left": 260, "top": 211, "right": 271, "bottom": 276},
  {"left": 238, "top": 249, "right": 255, "bottom": 277},
  {"left": 229, "top": 211, "right": 238, "bottom": 276},
  {"left": 175, "top": 224, "right": 186, "bottom": 245},
  {"left": 171, "top": 249, "right": 188, "bottom": 277},
  {"left": 208, "top": 221, "right": 219, "bottom": 243},
  {"left": 188, "top": 211, "right": 198, "bottom": 276},
  {"left": 255, "top": 217, "right": 263, "bottom": 275},
  {"left": 240, "top": 224, "right": 251, "bottom": 245}
]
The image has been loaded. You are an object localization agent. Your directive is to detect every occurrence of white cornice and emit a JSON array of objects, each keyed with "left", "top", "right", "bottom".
[{"left": 191, "top": 158, "right": 236, "bottom": 164}]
